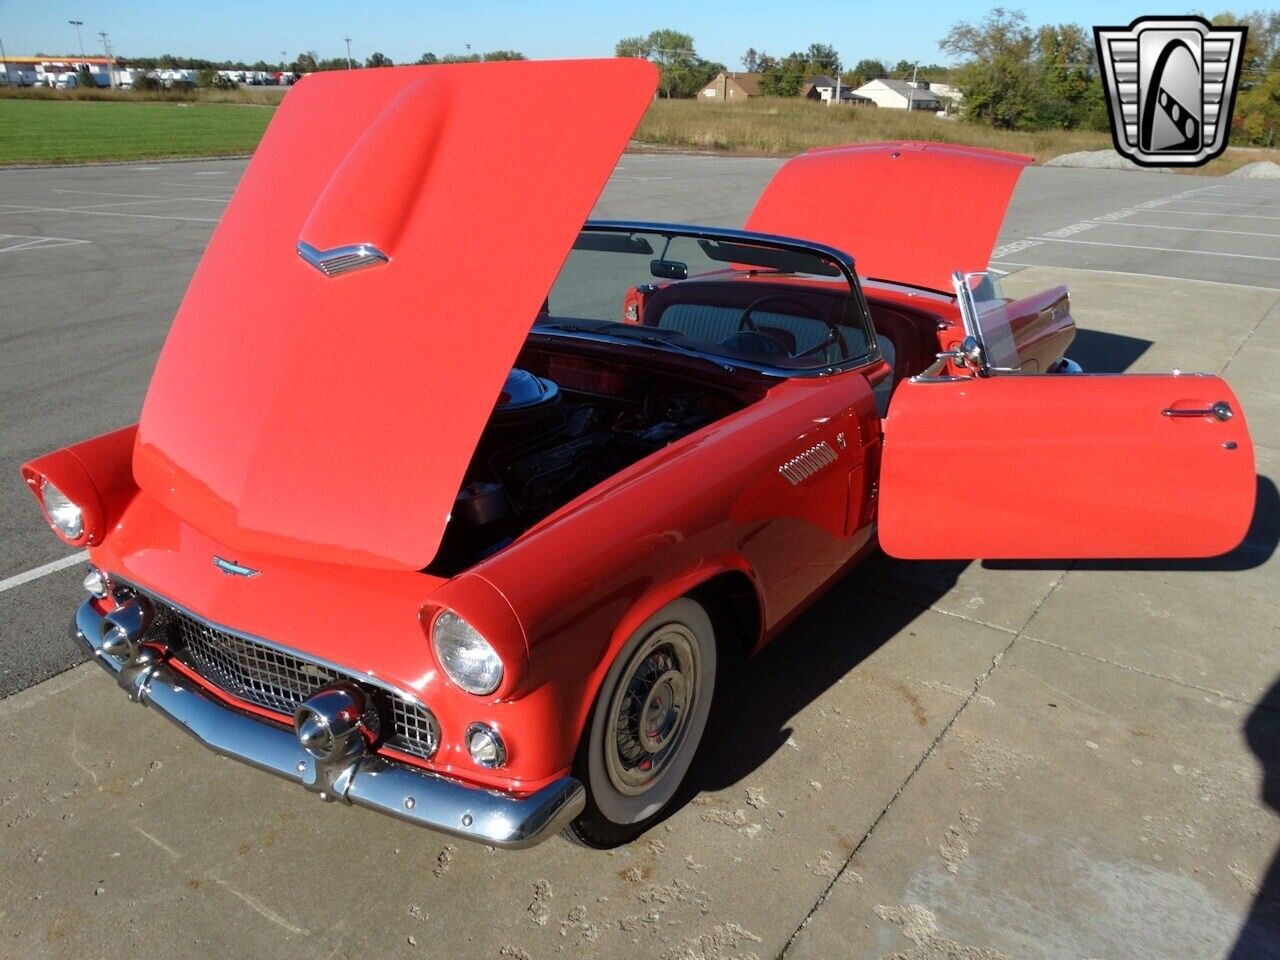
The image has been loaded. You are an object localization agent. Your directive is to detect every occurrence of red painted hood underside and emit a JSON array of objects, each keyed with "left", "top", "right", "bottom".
[
  {"left": 746, "top": 141, "right": 1032, "bottom": 294},
  {"left": 134, "top": 59, "right": 658, "bottom": 570}
]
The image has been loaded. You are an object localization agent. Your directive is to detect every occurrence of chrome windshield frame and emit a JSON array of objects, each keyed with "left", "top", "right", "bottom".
[{"left": 543, "top": 220, "right": 881, "bottom": 379}]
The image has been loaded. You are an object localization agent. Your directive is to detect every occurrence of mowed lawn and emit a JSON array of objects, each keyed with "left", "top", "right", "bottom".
[{"left": 0, "top": 99, "right": 276, "bottom": 165}]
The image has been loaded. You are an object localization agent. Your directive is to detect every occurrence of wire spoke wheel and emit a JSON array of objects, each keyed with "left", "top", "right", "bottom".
[
  {"left": 569, "top": 597, "right": 718, "bottom": 846},
  {"left": 605, "top": 625, "right": 699, "bottom": 796}
]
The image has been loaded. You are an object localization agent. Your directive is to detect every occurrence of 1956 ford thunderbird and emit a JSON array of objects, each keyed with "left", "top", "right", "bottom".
[{"left": 21, "top": 59, "right": 1256, "bottom": 849}]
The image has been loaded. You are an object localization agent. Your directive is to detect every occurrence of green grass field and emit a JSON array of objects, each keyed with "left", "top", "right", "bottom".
[
  {"left": 0, "top": 98, "right": 276, "bottom": 165},
  {"left": 1, "top": 91, "right": 1273, "bottom": 174}
]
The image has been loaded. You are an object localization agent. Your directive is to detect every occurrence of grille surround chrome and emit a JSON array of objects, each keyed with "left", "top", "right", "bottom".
[{"left": 137, "top": 594, "right": 440, "bottom": 761}]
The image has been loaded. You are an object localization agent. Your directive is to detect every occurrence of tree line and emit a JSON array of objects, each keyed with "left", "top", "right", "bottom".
[
  {"left": 614, "top": 29, "right": 950, "bottom": 99},
  {"left": 112, "top": 49, "right": 526, "bottom": 75},
  {"left": 617, "top": 12, "right": 1280, "bottom": 146},
  {"left": 940, "top": 7, "right": 1279, "bottom": 145}
]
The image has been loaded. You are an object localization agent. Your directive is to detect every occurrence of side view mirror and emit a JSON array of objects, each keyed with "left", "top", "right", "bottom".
[{"left": 959, "top": 336, "right": 986, "bottom": 371}]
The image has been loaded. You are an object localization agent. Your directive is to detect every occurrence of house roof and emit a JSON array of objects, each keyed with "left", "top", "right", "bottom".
[
  {"left": 702, "top": 71, "right": 762, "bottom": 96},
  {"left": 868, "top": 78, "right": 942, "bottom": 102}
]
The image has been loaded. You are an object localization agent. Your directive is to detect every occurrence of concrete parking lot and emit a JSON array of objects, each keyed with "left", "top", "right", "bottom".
[{"left": 1, "top": 156, "right": 1277, "bottom": 960}]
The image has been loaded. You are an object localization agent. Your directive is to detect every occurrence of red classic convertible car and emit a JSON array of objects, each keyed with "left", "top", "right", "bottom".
[{"left": 22, "top": 59, "right": 1256, "bottom": 849}]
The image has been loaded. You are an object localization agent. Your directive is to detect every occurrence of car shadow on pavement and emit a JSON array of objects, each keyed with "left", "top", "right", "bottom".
[
  {"left": 1067, "top": 329, "right": 1152, "bottom": 373},
  {"left": 983, "top": 474, "right": 1280, "bottom": 574},
  {"left": 678, "top": 558, "right": 956, "bottom": 807},
  {"left": 1226, "top": 677, "right": 1280, "bottom": 958}
]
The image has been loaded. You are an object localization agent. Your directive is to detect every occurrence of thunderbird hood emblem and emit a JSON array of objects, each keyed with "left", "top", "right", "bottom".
[
  {"left": 297, "top": 241, "right": 389, "bottom": 277},
  {"left": 213, "top": 556, "right": 260, "bottom": 578}
]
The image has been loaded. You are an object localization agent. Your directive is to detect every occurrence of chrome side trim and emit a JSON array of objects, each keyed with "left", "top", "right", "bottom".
[
  {"left": 297, "top": 241, "right": 389, "bottom": 278},
  {"left": 779, "top": 441, "right": 838, "bottom": 486},
  {"left": 72, "top": 600, "right": 583, "bottom": 849}
]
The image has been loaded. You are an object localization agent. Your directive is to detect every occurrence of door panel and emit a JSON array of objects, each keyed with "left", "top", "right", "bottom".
[{"left": 879, "top": 374, "right": 1255, "bottom": 559}]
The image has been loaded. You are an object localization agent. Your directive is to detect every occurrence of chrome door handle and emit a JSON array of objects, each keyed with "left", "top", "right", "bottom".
[{"left": 1162, "top": 401, "right": 1233, "bottom": 421}]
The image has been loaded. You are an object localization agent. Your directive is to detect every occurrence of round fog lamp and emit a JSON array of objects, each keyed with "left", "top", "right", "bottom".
[
  {"left": 466, "top": 723, "right": 507, "bottom": 768},
  {"left": 83, "top": 566, "right": 109, "bottom": 599}
]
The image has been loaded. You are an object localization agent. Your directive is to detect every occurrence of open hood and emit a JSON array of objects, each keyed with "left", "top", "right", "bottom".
[
  {"left": 134, "top": 59, "right": 658, "bottom": 570},
  {"left": 746, "top": 141, "right": 1031, "bottom": 294}
]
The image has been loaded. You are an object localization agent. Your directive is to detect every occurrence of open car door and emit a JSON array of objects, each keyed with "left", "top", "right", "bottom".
[{"left": 878, "top": 273, "right": 1256, "bottom": 560}]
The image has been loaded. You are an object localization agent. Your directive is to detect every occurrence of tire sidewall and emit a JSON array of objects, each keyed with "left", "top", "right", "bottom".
[{"left": 583, "top": 597, "right": 717, "bottom": 827}]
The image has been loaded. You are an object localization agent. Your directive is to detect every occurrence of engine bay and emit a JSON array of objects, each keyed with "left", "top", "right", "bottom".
[{"left": 428, "top": 346, "right": 763, "bottom": 575}]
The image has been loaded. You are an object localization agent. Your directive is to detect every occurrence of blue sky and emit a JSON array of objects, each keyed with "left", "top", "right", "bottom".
[{"left": 1, "top": 1, "right": 1177, "bottom": 68}]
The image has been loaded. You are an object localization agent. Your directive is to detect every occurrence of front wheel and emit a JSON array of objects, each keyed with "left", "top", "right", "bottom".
[{"left": 566, "top": 598, "right": 718, "bottom": 848}]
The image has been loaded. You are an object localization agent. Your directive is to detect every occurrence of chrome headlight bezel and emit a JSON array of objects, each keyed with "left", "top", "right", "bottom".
[{"left": 431, "top": 610, "right": 504, "bottom": 696}]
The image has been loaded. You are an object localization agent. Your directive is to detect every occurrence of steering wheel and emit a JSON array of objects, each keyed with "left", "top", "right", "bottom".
[{"left": 738, "top": 294, "right": 848, "bottom": 361}]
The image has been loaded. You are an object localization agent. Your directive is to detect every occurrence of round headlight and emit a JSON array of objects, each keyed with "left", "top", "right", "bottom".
[
  {"left": 432, "top": 611, "right": 503, "bottom": 695},
  {"left": 41, "top": 479, "right": 83, "bottom": 541}
]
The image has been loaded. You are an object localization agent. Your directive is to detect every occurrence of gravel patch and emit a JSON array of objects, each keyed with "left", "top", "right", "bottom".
[
  {"left": 1227, "top": 160, "right": 1280, "bottom": 179},
  {"left": 1044, "top": 149, "right": 1170, "bottom": 172}
]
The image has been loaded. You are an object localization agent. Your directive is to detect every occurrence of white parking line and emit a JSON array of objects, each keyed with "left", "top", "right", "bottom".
[
  {"left": 0, "top": 233, "right": 91, "bottom": 254},
  {"left": 1028, "top": 235, "right": 1280, "bottom": 262},
  {"left": 0, "top": 553, "right": 87, "bottom": 595},
  {"left": 51, "top": 188, "right": 229, "bottom": 204},
  {"left": 160, "top": 182, "right": 234, "bottom": 191},
  {"left": 1124, "top": 208, "right": 1280, "bottom": 222},
  {"left": 991, "top": 260, "right": 1280, "bottom": 290},
  {"left": 1086, "top": 220, "right": 1280, "bottom": 240},
  {"left": 0, "top": 203, "right": 219, "bottom": 224},
  {"left": 63, "top": 197, "right": 229, "bottom": 211},
  {"left": 1164, "top": 197, "right": 1280, "bottom": 208}
]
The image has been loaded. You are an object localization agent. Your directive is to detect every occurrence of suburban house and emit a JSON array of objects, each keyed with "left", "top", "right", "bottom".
[
  {"left": 698, "top": 72, "right": 762, "bottom": 102},
  {"left": 800, "top": 75, "right": 873, "bottom": 106},
  {"left": 851, "top": 78, "right": 943, "bottom": 111},
  {"left": 923, "top": 81, "right": 962, "bottom": 102}
]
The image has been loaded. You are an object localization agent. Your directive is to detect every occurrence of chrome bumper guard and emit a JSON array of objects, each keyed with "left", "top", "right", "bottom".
[{"left": 73, "top": 599, "right": 584, "bottom": 849}]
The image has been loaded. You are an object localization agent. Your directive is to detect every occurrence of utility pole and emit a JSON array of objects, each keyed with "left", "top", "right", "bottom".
[
  {"left": 0, "top": 33, "right": 10, "bottom": 86},
  {"left": 905, "top": 61, "right": 918, "bottom": 112},
  {"left": 98, "top": 31, "right": 115, "bottom": 88},
  {"left": 69, "top": 20, "right": 86, "bottom": 58},
  {"left": 344, "top": 36, "right": 353, "bottom": 69}
]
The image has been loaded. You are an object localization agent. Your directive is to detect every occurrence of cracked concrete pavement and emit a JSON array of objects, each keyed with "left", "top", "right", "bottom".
[{"left": 1, "top": 159, "right": 1278, "bottom": 959}]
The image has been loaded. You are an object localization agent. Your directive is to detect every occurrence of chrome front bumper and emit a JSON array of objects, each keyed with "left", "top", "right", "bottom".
[{"left": 72, "top": 599, "right": 584, "bottom": 849}]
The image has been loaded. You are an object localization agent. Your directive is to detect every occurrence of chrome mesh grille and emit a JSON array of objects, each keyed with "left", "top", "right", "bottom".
[
  {"left": 171, "top": 611, "right": 338, "bottom": 714},
  {"left": 388, "top": 697, "right": 439, "bottom": 759},
  {"left": 157, "top": 602, "right": 439, "bottom": 759}
]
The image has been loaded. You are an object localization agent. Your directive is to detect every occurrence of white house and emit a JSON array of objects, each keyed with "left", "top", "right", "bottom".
[{"left": 850, "top": 78, "right": 943, "bottom": 111}]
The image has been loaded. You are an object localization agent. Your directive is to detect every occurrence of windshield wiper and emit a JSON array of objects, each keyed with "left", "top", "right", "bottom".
[{"left": 634, "top": 335, "right": 736, "bottom": 375}]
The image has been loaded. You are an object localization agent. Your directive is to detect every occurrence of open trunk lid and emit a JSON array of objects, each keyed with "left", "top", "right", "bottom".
[
  {"left": 134, "top": 59, "right": 657, "bottom": 570},
  {"left": 746, "top": 141, "right": 1031, "bottom": 294}
]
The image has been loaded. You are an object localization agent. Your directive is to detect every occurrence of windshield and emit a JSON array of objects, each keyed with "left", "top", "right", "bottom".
[{"left": 539, "top": 228, "right": 875, "bottom": 372}]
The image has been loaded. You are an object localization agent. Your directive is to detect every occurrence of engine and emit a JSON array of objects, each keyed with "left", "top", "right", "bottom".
[{"left": 429, "top": 363, "right": 733, "bottom": 574}]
